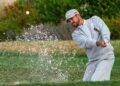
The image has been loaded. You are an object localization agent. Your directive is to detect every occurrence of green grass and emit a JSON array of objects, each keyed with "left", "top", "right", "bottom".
[
  {"left": 0, "top": 40, "right": 119, "bottom": 86},
  {"left": 12, "top": 81, "right": 120, "bottom": 86},
  {"left": 0, "top": 50, "right": 120, "bottom": 86}
]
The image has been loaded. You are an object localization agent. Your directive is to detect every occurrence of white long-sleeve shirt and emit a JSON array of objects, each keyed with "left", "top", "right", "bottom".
[{"left": 72, "top": 16, "right": 114, "bottom": 61}]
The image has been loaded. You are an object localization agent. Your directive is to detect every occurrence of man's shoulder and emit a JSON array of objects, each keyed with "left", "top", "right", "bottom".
[
  {"left": 91, "top": 15, "right": 100, "bottom": 19},
  {"left": 85, "top": 16, "right": 99, "bottom": 25},
  {"left": 87, "top": 15, "right": 102, "bottom": 24},
  {"left": 90, "top": 15, "right": 102, "bottom": 21}
]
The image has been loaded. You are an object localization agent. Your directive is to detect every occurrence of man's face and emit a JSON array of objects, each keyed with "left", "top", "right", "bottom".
[{"left": 67, "top": 15, "right": 80, "bottom": 27}]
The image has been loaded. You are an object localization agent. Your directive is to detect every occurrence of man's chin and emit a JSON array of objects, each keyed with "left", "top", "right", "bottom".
[{"left": 73, "top": 24, "right": 79, "bottom": 28}]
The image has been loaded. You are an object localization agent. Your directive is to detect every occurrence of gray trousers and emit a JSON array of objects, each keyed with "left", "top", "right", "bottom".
[{"left": 83, "top": 54, "right": 115, "bottom": 81}]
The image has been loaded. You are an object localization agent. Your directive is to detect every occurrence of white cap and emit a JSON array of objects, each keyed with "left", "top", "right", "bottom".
[{"left": 65, "top": 9, "right": 79, "bottom": 21}]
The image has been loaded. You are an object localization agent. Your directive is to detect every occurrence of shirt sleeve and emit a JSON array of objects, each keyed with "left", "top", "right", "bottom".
[
  {"left": 91, "top": 16, "right": 110, "bottom": 43},
  {"left": 72, "top": 31, "right": 97, "bottom": 49}
]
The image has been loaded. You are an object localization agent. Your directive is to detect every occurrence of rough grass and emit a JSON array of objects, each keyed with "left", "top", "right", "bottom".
[
  {"left": 0, "top": 40, "right": 120, "bottom": 56},
  {"left": 0, "top": 41, "right": 85, "bottom": 56}
]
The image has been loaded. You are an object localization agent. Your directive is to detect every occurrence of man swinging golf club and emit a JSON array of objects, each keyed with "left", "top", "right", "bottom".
[{"left": 65, "top": 9, "right": 115, "bottom": 81}]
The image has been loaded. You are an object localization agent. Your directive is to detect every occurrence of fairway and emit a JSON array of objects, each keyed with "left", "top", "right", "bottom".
[{"left": 0, "top": 41, "right": 120, "bottom": 86}]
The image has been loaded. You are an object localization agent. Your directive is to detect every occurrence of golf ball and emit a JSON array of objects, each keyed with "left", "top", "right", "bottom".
[{"left": 26, "top": 11, "right": 30, "bottom": 15}]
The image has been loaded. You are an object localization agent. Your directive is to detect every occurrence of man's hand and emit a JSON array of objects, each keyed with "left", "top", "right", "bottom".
[{"left": 96, "top": 41, "right": 107, "bottom": 47}]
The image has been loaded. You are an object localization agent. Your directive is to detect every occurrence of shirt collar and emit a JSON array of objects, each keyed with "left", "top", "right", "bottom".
[{"left": 78, "top": 20, "right": 86, "bottom": 28}]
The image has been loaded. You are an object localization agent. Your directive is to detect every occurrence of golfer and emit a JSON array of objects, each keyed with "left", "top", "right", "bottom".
[{"left": 65, "top": 9, "right": 115, "bottom": 81}]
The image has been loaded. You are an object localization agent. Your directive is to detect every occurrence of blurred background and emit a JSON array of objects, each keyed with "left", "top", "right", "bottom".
[{"left": 0, "top": 0, "right": 120, "bottom": 41}]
